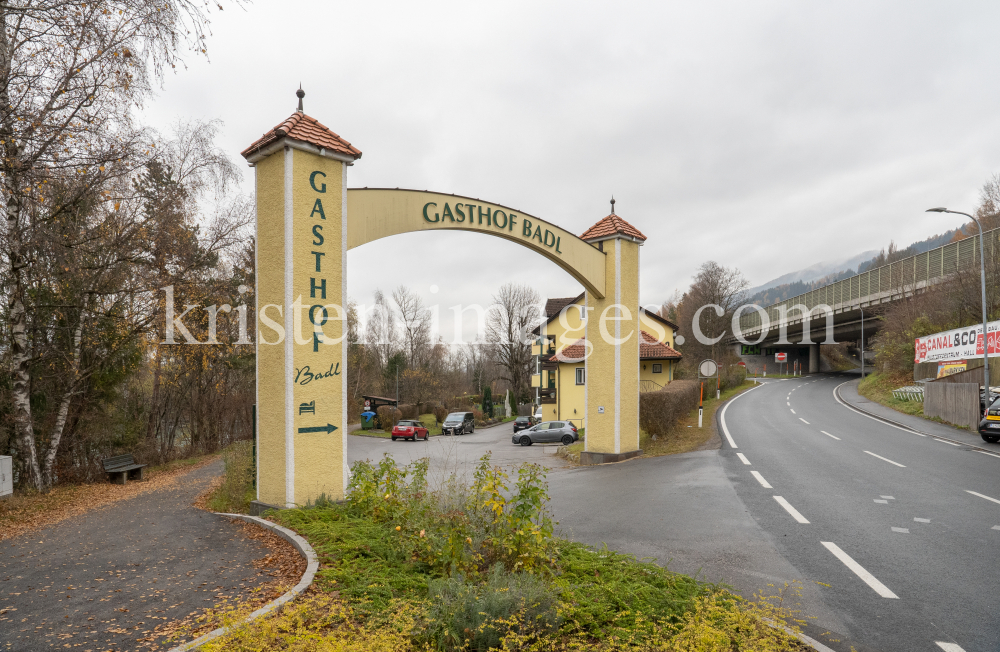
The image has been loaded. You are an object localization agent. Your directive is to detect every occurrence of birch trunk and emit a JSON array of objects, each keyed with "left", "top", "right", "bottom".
[{"left": 42, "top": 298, "right": 88, "bottom": 487}]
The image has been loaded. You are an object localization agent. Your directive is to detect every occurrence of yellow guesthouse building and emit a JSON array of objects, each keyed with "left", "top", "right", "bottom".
[{"left": 531, "top": 294, "right": 682, "bottom": 430}]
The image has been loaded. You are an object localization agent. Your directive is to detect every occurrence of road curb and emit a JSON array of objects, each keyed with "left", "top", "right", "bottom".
[
  {"left": 165, "top": 514, "right": 319, "bottom": 651},
  {"left": 833, "top": 380, "right": 1000, "bottom": 457}
]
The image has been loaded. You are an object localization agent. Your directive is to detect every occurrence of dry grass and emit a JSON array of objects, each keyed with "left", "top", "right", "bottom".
[
  {"left": 640, "top": 381, "right": 756, "bottom": 457},
  {"left": 0, "top": 452, "right": 222, "bottom": 542},
  {"left": 858, "top": 370, "right": 926, "bottom": 417}
]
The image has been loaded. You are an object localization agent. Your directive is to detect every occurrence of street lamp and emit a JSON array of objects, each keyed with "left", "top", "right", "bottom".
[
  {"left": 926, "top": 207, "right": 990, "bottom": 406},
  {"left": 859, "top": 304, "right": 865, "bottom": 379}
]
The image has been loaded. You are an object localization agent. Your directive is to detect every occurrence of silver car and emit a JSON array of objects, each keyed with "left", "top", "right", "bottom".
[{"left": 512, "top": 421, "right": 579, "bottom": 446}]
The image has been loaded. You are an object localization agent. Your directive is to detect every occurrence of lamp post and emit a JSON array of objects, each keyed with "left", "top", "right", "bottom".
[
  {"left": 859, "top": 304, "right": 865, "bottom": 379},
  {"left": 926, "top": 207, "right": 990, "bottom": 406}
]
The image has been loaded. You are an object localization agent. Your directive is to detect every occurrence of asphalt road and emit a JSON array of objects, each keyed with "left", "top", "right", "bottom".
[
  {"left": 0, "top": 461, "right": 276, "bottom": 652},
  {"left": 720, "top": 375, "right": 1000, "bottom": 652}
]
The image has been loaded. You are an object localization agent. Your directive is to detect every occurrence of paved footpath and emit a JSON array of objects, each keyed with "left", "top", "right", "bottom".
[{"left": 1, "top": 460, "right": 275, "bottom": 652}]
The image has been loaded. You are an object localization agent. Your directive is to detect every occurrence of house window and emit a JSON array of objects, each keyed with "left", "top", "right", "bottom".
[
  {"left": 652, "top": 364, "right": 662, "bottom": 374},
  {"left": 575, "top": 368, "right": 585, "bottom": 385}
]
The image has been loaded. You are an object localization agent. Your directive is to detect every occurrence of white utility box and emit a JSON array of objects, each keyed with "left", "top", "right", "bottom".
[{"left": 0, "top": 455, "right": 12, "bottom": 497}]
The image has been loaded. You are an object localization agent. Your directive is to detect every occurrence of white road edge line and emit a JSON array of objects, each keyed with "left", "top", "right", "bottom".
[
  {"left": 773, "top": 496, "right": 809, "bottom": 523},
  {"left": 935, "top": 642, "right": 968, "bottom": 652},
  {"left": 737, "top": 453, "right": 751, "bottom": 465},
  {"left": 820, "top": 430, "right": 841, "bottom": 440},
  {"left": 936, "top": 439, "right": 961, "bottom": 446},
  {"left": 864, "top": 451, "right": 906, "bottom": 467},
  {"left": 751, "top": 470, "right": 772, "bottom": 488},
  {"left": 966, "top": 490, "right": 1000, "bottom": 506},
  {"left": 719, "top": 384, "right": 765, "bottom": 449},
  {"left": 833, "top": 381, "right": 926, "bottom": 436},
  {"left": 799, "top": 417, "right": 810, "bottom": 424},
  {"left": 820, "top": 541, "right": 898, "bottom": 599}
]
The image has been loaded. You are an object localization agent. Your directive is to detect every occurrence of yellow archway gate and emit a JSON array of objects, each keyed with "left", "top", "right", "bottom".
[{"left": 243, "top": 100, "right": 643, "bottom": 508}]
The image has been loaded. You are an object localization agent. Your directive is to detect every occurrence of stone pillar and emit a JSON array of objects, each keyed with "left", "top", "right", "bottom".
[
  {"left": 809, "top": 342, "right": 820, "bottom": 374},
  {"left": 581, "top": 234, "right": 642, "bottom": 464},
  {"left": 243, "top": 104, "right": 360, "bottom": 507}
]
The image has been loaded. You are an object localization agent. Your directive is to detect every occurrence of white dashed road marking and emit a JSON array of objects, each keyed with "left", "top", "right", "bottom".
[
  {"left": 820, "top": 430, "right": 840, "bottom": 440},
  {"left": 751, "top": 471, "right": 772, "bottom": 488},
  {"left": 821, "top": 541, "right": 899, "bottom": 599},
  {"left": 864, "top": 451, "right": 906, "bottom": 467},
  {"left": 966, "top": 490, "right": 1000, "bottom": 505},
  {"left": 737, "top": 453, "right": 751, "bottom": 465},
  {"left": 881, "top": 495, "right": 895, "bottom": 500},
  {"left": 992, "top": 525, "right": 1000, "bottom": 531},
  {"left": 790, "top": 409, "right": 796, "bottom": 414},
  {"left": 935, "top": 642, "right": 967, "bottom": 652},
  {"left": 773, "top": 496, "right": 809, "bottom": 523},
  {"left": 891, "top": 527, "right": 909, "bottom": 533},
  {"left": 914, "top": 518, "right": 930, "bottom": 523},
  {"left": 799, "top": 418, "right": 810, "bottom": 424},
  {"left": 874, "top": 499, "right": 888, "bottom": 504}
]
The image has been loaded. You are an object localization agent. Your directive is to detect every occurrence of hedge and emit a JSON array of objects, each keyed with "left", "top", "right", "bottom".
[{"left": 639, "top": 380, "right": 700, "bottom": 439}]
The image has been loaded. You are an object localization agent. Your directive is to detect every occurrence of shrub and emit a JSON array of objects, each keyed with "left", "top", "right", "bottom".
[
  {"left": 472, "top": 408, "right": 484, "bottom": 425},
  {"left": 375, "top": 405, "right": 402, "bottom": 430},
  {"left": 398, "top": 403, "right": 418, "bottom": 419},
  {"left": 640, "top": 380, "right": 700, "bottom": 439},
  {"left": 206, "top": 440, "right": 254, "bottom": 514},
  {"left": 482, "top": 386, "right": 494, "bottom": 419},
  {"left": 433, "top": 405, "right": 448, "bottom": 425},
  {"left": 424, "top": 565, "right": 560, "bottom": 651}
]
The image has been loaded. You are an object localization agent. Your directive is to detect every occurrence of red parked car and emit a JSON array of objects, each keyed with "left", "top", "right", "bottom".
[{"left": 391, "top": 420, "right": 429, "bottom": 442}]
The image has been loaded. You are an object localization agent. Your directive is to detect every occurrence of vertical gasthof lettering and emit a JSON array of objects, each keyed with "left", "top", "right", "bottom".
[{"left": 309, "top": 170, "right": 328, "bottom": 352}]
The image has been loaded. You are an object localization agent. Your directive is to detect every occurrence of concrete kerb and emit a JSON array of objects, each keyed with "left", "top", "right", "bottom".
[
  {"left": 166, "top": 514, "right": 319, "bottom": 652},
  {"left": 833, "top": 380, "right": 1000, "bottom": 456}
]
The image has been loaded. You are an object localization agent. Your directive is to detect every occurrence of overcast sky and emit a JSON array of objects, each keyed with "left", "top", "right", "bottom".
[{"left": 145, "top": 1, "right": 1000, "bottom": 341}]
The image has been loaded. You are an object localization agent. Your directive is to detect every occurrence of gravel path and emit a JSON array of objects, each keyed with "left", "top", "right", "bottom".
[{"left": 0, "top": 460, "right": 276, "bottom": 652}]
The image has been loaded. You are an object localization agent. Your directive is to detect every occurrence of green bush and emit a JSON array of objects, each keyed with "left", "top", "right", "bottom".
[
  {"left": 482, "top": 386, "right": 494, "bottom": 419},
  {"left": 206, "top": 440, "right": 254, "bottom": 514},
  {"left": 639, "top": 380, "right": 700, "bottom": 439},
  {"left": 424, "top": 565, "right": 560, "bottom": 651}
]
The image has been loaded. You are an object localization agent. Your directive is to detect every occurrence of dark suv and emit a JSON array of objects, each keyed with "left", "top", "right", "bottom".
[
  {"left": 442, "top": 412, "right": 475, "bottom": 436},
  {"left": 513, "top": 416, "right": 536, "bottom": 433},
  {"left": 979, "top": 397, "right": 1000, "bottom": 444}
]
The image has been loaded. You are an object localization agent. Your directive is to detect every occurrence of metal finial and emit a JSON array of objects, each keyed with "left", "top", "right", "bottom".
[
  {"left": 610, "top": 196, "right": 616, "bottom": 215},
  {"left": 296, "top": 84, "right": 305, "bottom": 112}
]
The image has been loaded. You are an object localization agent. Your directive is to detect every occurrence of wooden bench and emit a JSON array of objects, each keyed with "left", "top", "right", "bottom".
[{"left": 102, "top": 454, "right": 147, "bottom": 485}]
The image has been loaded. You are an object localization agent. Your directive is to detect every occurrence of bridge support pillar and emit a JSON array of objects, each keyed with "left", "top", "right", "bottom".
[{"left": 809, "top": 343, "right": 820, "bottom": 374}]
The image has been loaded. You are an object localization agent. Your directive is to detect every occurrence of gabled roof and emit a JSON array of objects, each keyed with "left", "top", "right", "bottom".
[
  {"left": 581, "top": 213, "right": 647, "bottom": 242},
  {"left": 242, "top": 111, "right": 362, "bottom": 161},
  {"left": 642, "top": 309, "right": 679, "bottom": 333},
  {"left": 551, "top": 330, "right": 682, "bottom": 363},
  {"left": 544, "top": 296, "right": 581, "bottom": 319},
  {"left": 639, "top": 330, "right": 682, "bottom": 360}
]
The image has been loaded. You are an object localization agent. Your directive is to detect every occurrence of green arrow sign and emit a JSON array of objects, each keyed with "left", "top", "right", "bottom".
[{"left": 297, "top": 424, "right": 338, "bottom": 434}]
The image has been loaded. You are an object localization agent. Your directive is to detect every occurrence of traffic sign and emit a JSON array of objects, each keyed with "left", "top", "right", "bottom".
[
  {"left": 775, "top": 352, "right": 787, "bottom": 363},
  {"left": 698, "top": 359, "right": 718, "bottom": 378}
]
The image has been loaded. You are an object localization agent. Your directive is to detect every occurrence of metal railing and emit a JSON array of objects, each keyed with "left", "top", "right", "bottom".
[
  {"left": 640, "top": 380, "right": 663, "bottom": 393},
  {"left": 739, "top": 227, "right": 1000, "bottom": 337}
]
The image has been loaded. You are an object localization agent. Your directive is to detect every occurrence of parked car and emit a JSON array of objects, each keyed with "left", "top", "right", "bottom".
[
  {"left": 512, "top": 421, "right": 578, "bottom": 446},
  {"left": 391, "top": 420, "right": 429, "bottom": 442},
  {"left": 978, "top": 397, "right": 1000, "bottom": 444},
  {"left": 442, "top": 412, "right": 475, "bottom": 436},
  {"left": 512, "top": 416, "right": 536, "bottom": 433}
]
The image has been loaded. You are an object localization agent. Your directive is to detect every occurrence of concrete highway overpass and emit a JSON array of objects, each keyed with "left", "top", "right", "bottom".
[{"left": 732, "top": 225, "right": 1000, "bottom": 372}]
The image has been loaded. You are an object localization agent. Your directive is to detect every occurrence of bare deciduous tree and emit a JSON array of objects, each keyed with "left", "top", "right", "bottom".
[{"left": 485, "top": 283, "right": 541, "bottom": 401}]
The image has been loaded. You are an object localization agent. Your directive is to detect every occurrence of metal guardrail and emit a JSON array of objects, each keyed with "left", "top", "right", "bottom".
[
  {"left": 891, "top": 386, "right": 924, "bottom": 402},
  {"left": 739, "top": 227, "right": 1000, "bottom": 336}
]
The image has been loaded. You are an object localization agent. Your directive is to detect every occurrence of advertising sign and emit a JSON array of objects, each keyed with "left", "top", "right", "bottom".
[
  {"left": 937, "top": 361, "right": 968, "bottom": 378},
  {"left": 914, "top": 320, "right": 1000, "bottom": 364}
]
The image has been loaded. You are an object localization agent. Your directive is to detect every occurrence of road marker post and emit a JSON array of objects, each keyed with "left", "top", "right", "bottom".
[{"left": 698, "top": 382, "right": 704, "bottom": 428}]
